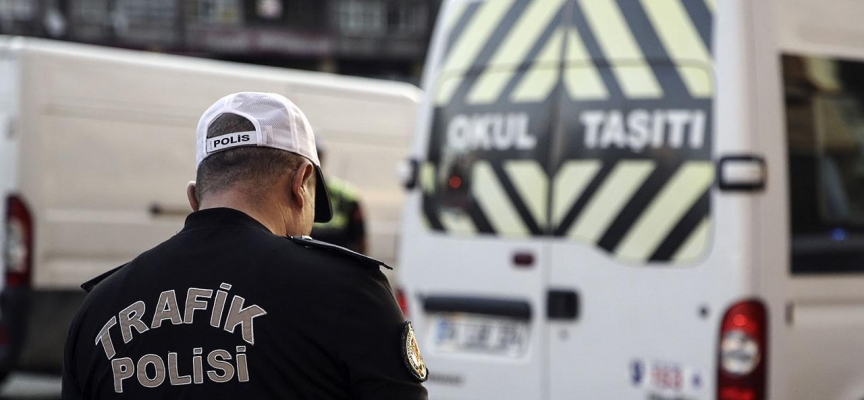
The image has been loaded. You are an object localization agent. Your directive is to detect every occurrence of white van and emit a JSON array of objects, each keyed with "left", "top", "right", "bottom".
[
  {"left": 397, "top": 0, "right": 864, "bottom": 399},
  {"left": 0, "top": 36, "right": 420, "bottom": 378}
]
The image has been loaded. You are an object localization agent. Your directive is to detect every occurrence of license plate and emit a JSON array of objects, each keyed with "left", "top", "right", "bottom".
[{"left": 431, "top": 314, "right": 529, "bottom": 357}]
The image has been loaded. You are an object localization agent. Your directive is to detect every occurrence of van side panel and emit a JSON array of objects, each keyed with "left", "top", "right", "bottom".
[
  {"left": 549, "top": 1, "right": 761, "bottom": 398},
  {"left": 774, "top": 1, "right": 864, "bottom": 399},
  {"left": 3, "top": 36, "right": 420, "bottom": 373},
  {"left": 401, "top": 1, "right": 772, "bottom": 399},
  {"left": 19, "top": 46, "right": 277, "bottom": 288},
  {"left": 0, "top": 38, "right": 21, "bottom": 291}
]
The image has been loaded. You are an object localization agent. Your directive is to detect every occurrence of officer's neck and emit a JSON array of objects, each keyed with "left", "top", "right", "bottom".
[{"left": 197, "top": 191, "right": 304, "bottom": 237}]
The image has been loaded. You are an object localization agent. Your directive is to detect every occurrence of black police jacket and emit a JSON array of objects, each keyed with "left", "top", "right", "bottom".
[{"left": 61, "top": 208, "right": 428, "bottom": 399}]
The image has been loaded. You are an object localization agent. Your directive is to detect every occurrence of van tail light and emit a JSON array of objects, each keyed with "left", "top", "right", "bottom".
[
  {"left": 4, "top": 195, "right": 33, "bottom": 288},
  {"left": 718, "top": 299, "right": 768, "bottom": 400},
  {"left": 396, "top": 287, "right": 409, "bottom": 318}
]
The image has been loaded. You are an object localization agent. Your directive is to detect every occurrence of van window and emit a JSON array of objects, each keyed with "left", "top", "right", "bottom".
[
  {"left": 784, "top": 54, "right": 864, "bottom": 274},
  {"left": 420, "top": 0, "right": 715, "bottom": 265},
  {"left": 422, "top": 70, "right": 556, "bottom": 237}
]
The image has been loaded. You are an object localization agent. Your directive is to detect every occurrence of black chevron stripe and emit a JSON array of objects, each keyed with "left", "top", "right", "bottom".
[
  {"left": 448, "top": 0, "right": 533, "bottom": 106},
  {"left": 465, "top": 201, "right": 495, "bottom": 234},
  {"left": 617, "top": 0, "right": 691, "bottom": 99},
  {"left": 648, "top": 190, "right": 710, "bottom": 262},
  {"left": 443, "top": 2, "right": 482, "bottom": 59},
  {"left": 421, "top": 194, "right": 445, "bottom": 231},
  {"left": 496, "top": 7, "right": 568, "bottom": 103},
  {"left": 553, "top": 161, "right": 616, "bottom": 236},
  {"left": 598, "top": 160, "right": 681, "bottom": 253},
  {"left": 681, "top": 0, "right": 713, "bottom": 56},
  {"left": 568, "top": 0, "right": 626, "bottom": 100},
  {"left": 491, "top": 162, "right": 544, "bottom": 235}
]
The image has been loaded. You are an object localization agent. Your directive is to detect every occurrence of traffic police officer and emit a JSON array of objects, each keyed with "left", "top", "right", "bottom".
[{"left": 61, "top": 92, "right": 428, "bottom": 399}]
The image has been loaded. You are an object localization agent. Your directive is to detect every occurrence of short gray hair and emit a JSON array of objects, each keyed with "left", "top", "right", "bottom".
[{"left": 195, "top": 113, "right": 305, "bottom": 200}]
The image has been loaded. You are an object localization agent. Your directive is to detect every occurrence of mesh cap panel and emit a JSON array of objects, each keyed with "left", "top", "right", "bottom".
[{"left": 195, "top": 92, "right": 332, "bottom": 222}]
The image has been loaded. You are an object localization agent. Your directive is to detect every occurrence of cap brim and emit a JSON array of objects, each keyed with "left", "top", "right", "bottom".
[{"left": 314, "top": 166, "right": 333, "bottom": 223}]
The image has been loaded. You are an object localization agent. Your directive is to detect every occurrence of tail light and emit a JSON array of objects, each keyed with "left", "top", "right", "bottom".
[
  {"left": 718, "top": 299, "right": 768, "bottom": 400},
  {"left": 4, "top": 195, "right": 33, "bottom": 288},
  {"left": 396, "top": 287, "right": 409, "bottom": 318}
]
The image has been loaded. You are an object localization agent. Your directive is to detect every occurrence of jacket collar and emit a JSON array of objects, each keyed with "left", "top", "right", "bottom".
[
  {"left": 82, "top": 208, "right": 272, "bottom": 292},
  {"left": 181, "top": 207, "right": 273, "bottom": 234}
]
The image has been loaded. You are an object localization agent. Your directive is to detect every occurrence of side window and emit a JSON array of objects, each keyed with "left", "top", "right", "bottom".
[
  {"left": 553, "top": 63, "right": 713, "bottom": 264},
  {"left": 422, "top": 71, "right": 555, "bottom": 237},
  {"left": 549, "top": 0, "right": 714, "bottom": 264},
  {"left": 421, "top": 0, "right": 716, "bottom": 266},
  {"left": 421, "top": 0, "right": 567, "bottom": 237},
  {"left": 784, "top": 54, "right": 864, "bottom": 274}
]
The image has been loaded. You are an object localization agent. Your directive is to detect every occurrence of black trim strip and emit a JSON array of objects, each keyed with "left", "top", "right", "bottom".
[{"left": 423, "top": 296, "right": 532, "bottom": 320}]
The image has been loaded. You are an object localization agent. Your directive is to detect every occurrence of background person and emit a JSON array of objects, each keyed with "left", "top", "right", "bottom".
[
  {"left": 311, "top": 139, "right": 368, "bottom": 253},
  {"left": 61, "top": 92, "right": 428, "bottom": 399}
]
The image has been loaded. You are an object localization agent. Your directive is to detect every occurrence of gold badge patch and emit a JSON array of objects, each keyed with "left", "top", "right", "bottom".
[{"left": 401, "top": 321, "right": 428, "bottom": 382}]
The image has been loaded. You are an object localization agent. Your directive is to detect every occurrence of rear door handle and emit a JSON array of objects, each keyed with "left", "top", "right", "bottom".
[{"left": 547, "top": 290, "right": 579, "bottom": 321}]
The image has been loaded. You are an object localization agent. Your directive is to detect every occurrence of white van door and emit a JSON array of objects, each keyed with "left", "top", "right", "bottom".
[
  {"left": 545, "top": 1, "right": 733, "bottom": 398},
  {"left": 780, "top": 52, "right": 864, "bottom": 400},
  {"left": 398, "top": 0, "right": 573, "bottom": 397}
]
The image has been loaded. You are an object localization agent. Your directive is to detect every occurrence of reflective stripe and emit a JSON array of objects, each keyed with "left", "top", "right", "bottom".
[
  {"left": 564, "top": 28, "right": 609, "bottom": 100},
  {"left": 615, "top": 162, "right": 714, "bottom": 262},
  {"left": 673, "top": 217, "right": 711, "bottom": 263},
  {"left": 504, "top": 160, "right": 549, "bottom": 228},
  {"left": 439, "top": 210, "right": 477, "bottom": 235},
  {"left": 435, "top": 79, "right": 463, "bottom": 107},
  {"left": 511, "top": 29, "right": 565, "bottom": 103},
  {"left": 578, "top": 0, "right": 662, "bottom": 98},
  {"left": 703, "top": 0, "right": 716, "bottom": 12},
  {"left": 467, "top": 0, "right": 568, "bottom": 104},
  {"left": 568, "top": 161, "right": 655, "bottom": 242},
  {"left": 640, "top": 0, "right": 713, "bottom": 98},
  {"left": 421, "top": 163, "right": 436, "bottom": 194},
  {"left": 552, "top": 160, "right": 602, "bottom": 226},
  {"left": 436, "top": 0, "right": 514, "bottom": 105},
  {"left": 473, "top": 161, "right": 529, "bottom": 236}
]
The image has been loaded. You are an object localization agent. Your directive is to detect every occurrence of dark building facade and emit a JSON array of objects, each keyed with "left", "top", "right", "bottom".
[{"left": 0, "top": 0, "right": 439, "bottom": 83}]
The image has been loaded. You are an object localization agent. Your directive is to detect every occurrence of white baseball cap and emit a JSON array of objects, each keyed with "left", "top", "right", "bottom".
[{"left": 195, "top": 92, "right": 332, "bottom": 223}]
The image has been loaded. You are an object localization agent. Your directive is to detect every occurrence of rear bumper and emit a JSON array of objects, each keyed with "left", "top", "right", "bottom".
[{"left": 0, "top": 287, "right": 86, "bottom": 373}]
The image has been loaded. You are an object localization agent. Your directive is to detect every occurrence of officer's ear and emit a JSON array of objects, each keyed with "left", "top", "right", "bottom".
[
  {"left": 186, "top": 181, "right": 200, "bottom": 212},
  {"left": 290, "top": 162, "right": 315, "bottom": 208}
]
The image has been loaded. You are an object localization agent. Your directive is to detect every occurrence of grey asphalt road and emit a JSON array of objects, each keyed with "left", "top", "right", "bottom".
[{"left": 0, "top": 374, "right": 61, "bottom": 400}]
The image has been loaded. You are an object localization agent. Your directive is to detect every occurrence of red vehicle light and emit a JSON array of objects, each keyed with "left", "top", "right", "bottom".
[
  {"left": 396, "top": 287, "right": 409, "bottom": 318},
  {"left": 4, "top": 195, "right": 33, "bottom": 288},
  {"left": 718, "top": 299, "right": 768, "bottom": 400}
]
